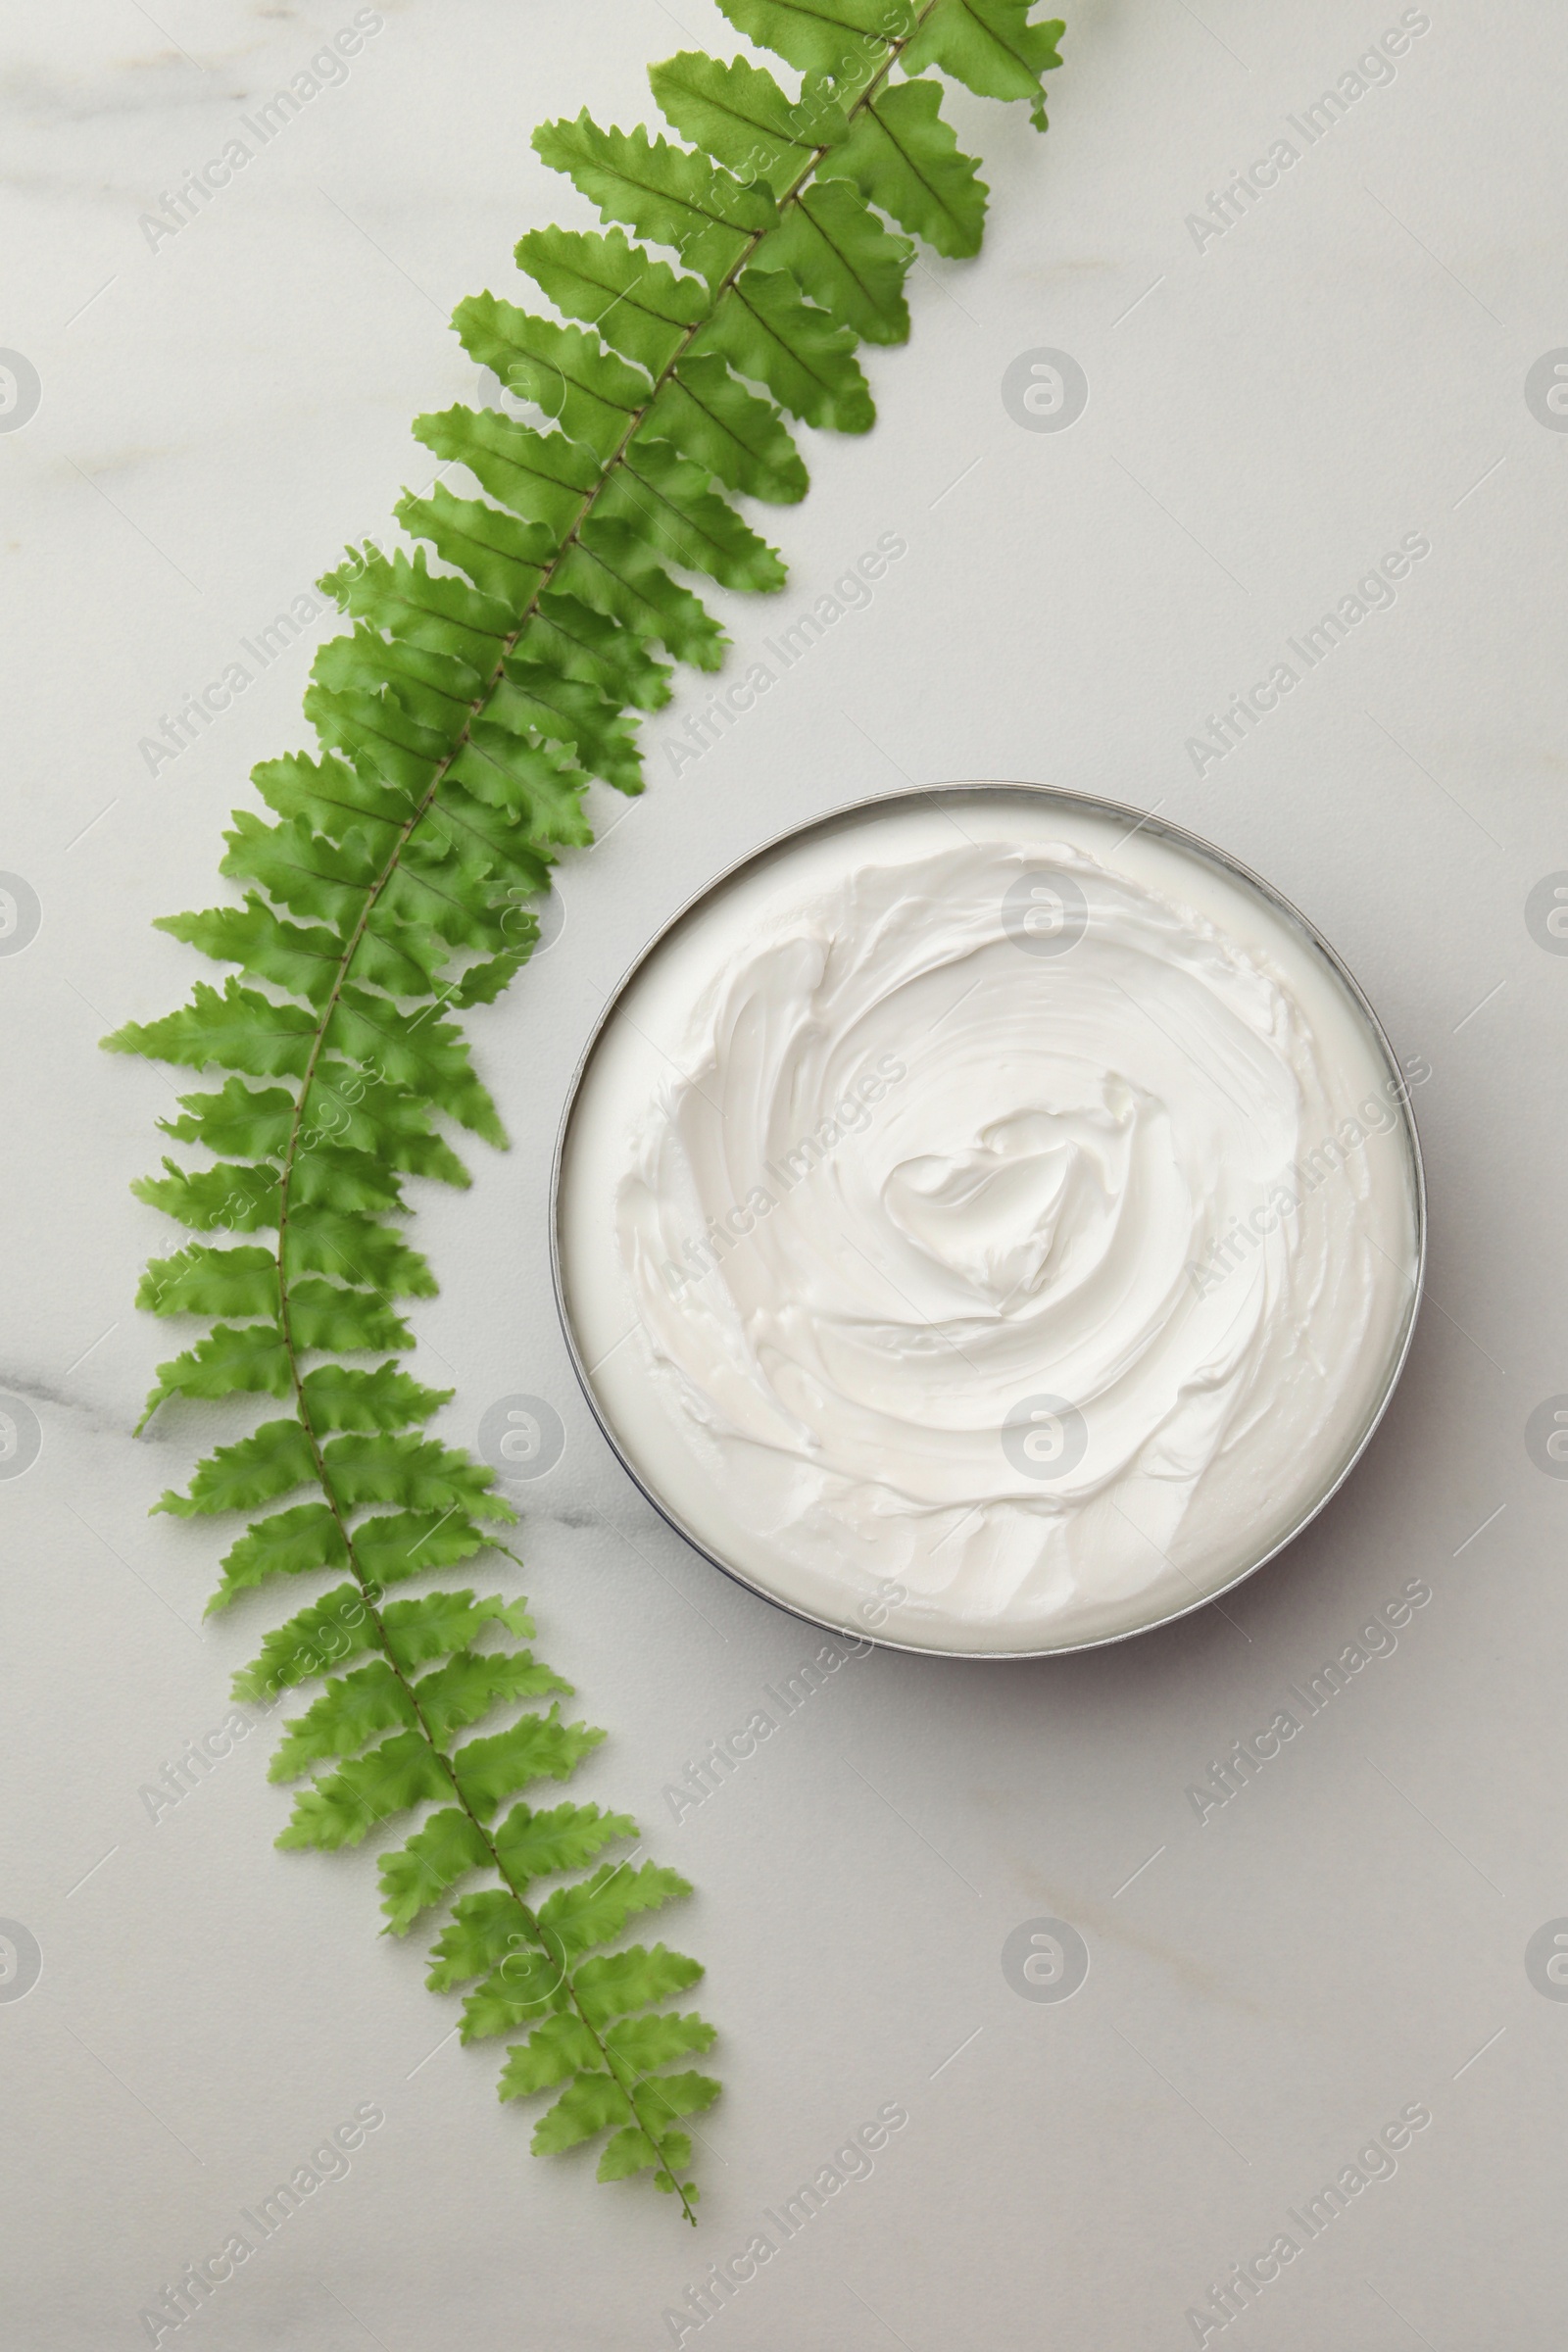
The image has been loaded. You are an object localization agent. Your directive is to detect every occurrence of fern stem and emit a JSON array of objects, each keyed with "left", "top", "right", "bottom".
[{"left": 269, "top": 11, "right": 939, "bottom": 2227}]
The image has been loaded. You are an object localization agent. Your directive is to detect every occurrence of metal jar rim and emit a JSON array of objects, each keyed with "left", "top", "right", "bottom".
[{"left": 548, "top": 779, "right": 1428, "bottom": 1662}]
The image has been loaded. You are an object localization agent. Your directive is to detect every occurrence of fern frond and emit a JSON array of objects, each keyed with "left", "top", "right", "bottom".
[{"left": 105, "top": 0, "right": 1066, "bottom": 2225}]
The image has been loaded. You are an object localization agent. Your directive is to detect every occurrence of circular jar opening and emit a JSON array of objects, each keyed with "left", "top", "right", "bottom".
[{"left": 553, "top": 784, "right": 1424, "bottom": 1658}]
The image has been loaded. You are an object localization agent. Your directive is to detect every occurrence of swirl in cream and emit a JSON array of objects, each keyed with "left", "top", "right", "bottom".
[{"left": 559, "top": 798, "right": 1420, "bottom": 1652}]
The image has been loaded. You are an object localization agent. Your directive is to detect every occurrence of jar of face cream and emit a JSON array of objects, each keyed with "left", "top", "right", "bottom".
[{"left": 553, "top": 785, "right": 1424, "bottom": 1657}]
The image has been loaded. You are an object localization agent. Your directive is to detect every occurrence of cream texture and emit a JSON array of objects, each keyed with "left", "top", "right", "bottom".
[{"left": 558, "top": 794, "right": 1421, "bottom": 1652}]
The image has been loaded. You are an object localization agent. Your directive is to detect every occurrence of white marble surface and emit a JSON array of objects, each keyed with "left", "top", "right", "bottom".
[{"left": 5, "top": 1, "right": 1567, "bottom": 2344}]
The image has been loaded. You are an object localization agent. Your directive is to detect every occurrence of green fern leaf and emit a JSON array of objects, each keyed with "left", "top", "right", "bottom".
[
  {"left": 253, "top": 738, "right": 415, "bottom": 820},
  {"left": 597, "top": 2125, "right": 669, "bottom": 2182},
  {"left": 349, "top": 917, "right": 457, "bottom": 1002},
  {"left": 284, "top": 1216, "right": 436, "bottom": 1301},
  {"left": 319, "top": 543, "right": 512, "bottom": 666},
  {"left": 461, "top": 1962, "right": 564, "bottom": 2043},
  {"left": 496, "top": 2013, "right": 604, "bottom": 2094},
  {"left": 111, "top": 0, "right": 1063, "bottom": 2222},
  {"left": 606, "top": 2011, "right": 717, "bottom": 2074},
  {"left": 756, "top": 179, "right": 913, "bottom": 343},
  {"left": 298, "top": 1362, "right": 450, "bottom": 1434},
  {"left": 411, "top": 405, "right": 600, "bottom": 535},
  {"left": 351, "top": 1508, "right": 498, "bottom": 1589},
  {"left": 393, "top": 481, "right": 554, "bottom": 607},
  {"left": 237, "top": 1583, "right": 536, "bottom": 1704},
  {"left": 157, "top": 1418, "right": 316, "bottom": 1519},
  {"left": 416, "top": 1648, "right": 573, "bottom": 1740},
  {"left": 106, "top": 979, "right": 316, "bottom": 1079},
  {"left": 443, "top": 751, "right": 595, "bottom": 861},
  {"left": 642, "top": 352, "right": 808, "bottom": 503},
  {"left": 289, "top": 1141, "right": 435, "bottom": 1214},
  {"left": 138, "top": 1243, "right": 278, "bottom": 1321},
  {"left": 310, "top": 625, "right": 481, "bottom": 733},
  {"left": 514, "top": 225, "right": 711, "bottom": 375},
  {"left": 528, "top": 2072, "right": 635, "bottom": 2155},
  {"left": 276, "top": 1730, "right": 453, "bottom": 1850},
  {"left": 650, "top": 51, "right": 844, "bottom": 192},
  {"left": 156, "top": 901, "right": 341, "bottom": 1004},
  {"left": 904, "top": 0, "right": 1065, "bottom": 126},
  {"left": 381, "top": 1591, "right": 536, "bottom": 1667},
  {"left": 602, "top": 438, "right": 786, "bottom": 592},
  {"left": 494, "top": 1800, "right": 639, "bottom": 1889},
  {"left": 558, "top": 517, "right": 727, "bottom": 670},
  {"left": 453, "top": 1710, "right": 606, "bottom": 1819},
  {"left": 635, "top": 2071, "right": 722, "bottom": 2131},
  {"left": 160, "top": 1080, "right": 296, "bottom": 1159},
  {"left": 527, "top": 2065, "right": 714, "bottom": 2173},
  {"left": 378, "top": 1808, "right": 491, "bottom": 1935},
  {"left": 230, "top": 1584, "right": 378, "bottom": 1700},
  {"left": 324, "top": 991, "right": 504, "bottom": 1144},
  {"left": 570, "top": 1943, "right": 707, "bottom": 2032},
  {"left": 426, "top": 1887, "right": 534, "bottom": 1989},
  {"left": 484, "top": 663, "right": 644, "bottom": 794},
  {"left": 538, "top": 1859, "right": 692, "bottom": 1961},
  {"left": 521, "top": 589, "right": 672, "bottom": 711},
  {"left": 293, "top": 1070, "right": 471, "bottom": 1187},
  {"left": 135, "top": 1155, "right": 283, "bottom": 1232},
  {"left": 210, "top": 1501, "right": 349, "bottom": 1612},
  {"left": 696, "top": 266, "right": 875, "bottom": 430},
  {"left": 820, "top": 74, "right": 990, "bottom": 256},
  {"left": 220, "top": 810, "right": 382, "bottom": 926},
  {"left": 712, "top": 0, "right": 905, "bottom": 79},
  {"left": 452, "top": 294, "right": 651, "bottom": 458},
  {"left": 141, "top": 1322, "right": 293, "bottom": 1421},
  {"left": 269, "top": 1662, "right": 415, "bottom": 1779},
  {"left": 286, "top": 1280, "right": 414, "bottom": 1356},
  {"left": 444, "top": 947, "right": 530, "bottom": 1011},
  {"left": 318, "top": 1431, "right": 505, "bottom": 1517},
  {"left": 532, "top": 113, "right": 774, "bottom": 287}
]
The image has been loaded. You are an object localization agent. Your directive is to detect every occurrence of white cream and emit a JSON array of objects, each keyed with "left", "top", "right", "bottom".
[{"left": 557, "top": 791, "right": 1422, "bottom": 1653}]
